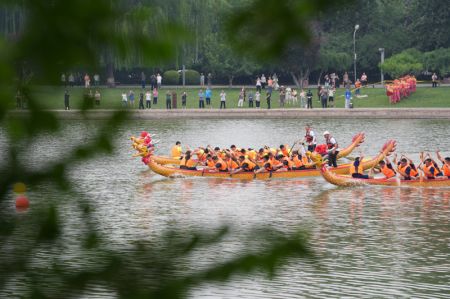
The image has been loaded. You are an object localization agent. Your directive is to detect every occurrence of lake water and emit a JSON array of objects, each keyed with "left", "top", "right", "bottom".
[{"left": 1, "top": 118, "right": 449, "bottom": 298}]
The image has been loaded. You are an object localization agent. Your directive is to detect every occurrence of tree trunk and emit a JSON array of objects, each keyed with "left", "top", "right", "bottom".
[
  {"left": 317, "top": 69, "right": 323, "bottom": 86},
  {"left": 290, "top": 68, "right": 309, "bottom": 89}
]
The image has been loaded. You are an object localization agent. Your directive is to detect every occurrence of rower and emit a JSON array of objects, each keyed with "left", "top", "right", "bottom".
[
  {"left": 323, "top": 131, "right": 339, "bottom": 167},
  {"left": 233, "top": 155, "right": 258, "bottom": 173},
  {"left": 350, "top": 156, "right": 370, "bottom": 179},
  {"left": 212, "top": 156, "right": 228, "bottom": 172},
  {"left": 171, "top": 141, "right": 183, "bottom": 159},
  {"left": 205, "top": 154, "right": 216, "bottom": 169},
  {"left": 255, "top": 155, "right": 272, "bottom": 173},
  {"left": 223, "top": 155, "right": 239, "bottom": 171},
  {"left": 292, "top": 151, "right": 307, "bottom": 170},
  {"left": 436, "top": 150, "right": 450, "bottom": 178},
  {"left": 377, "top": 158, "right": 396, "bottom": 179},
  {"left": 420, "top": 158, "right": 437, "bottom": 179},
  {"left": 397, "top": 157, "right": 418, "bottom": 180},
  {"left": 279, "top": 144, "right": 290, "bottom": 157},
  {"left": 179, "top": 150, "right": 191, "bottom": 169},
  {"left": 182, "top": 151, "right": 197, "bottom": 170},
  {"left": 304, "top": 125, "right": 316, "bottom": 152}
]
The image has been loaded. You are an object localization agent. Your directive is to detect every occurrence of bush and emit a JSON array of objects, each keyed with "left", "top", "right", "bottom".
[
  {"left": 163, "top": 70, "right": 179, "bottom": 85},
  {"left": 184, "top": 69, "right": 200, "bottom": 85}
]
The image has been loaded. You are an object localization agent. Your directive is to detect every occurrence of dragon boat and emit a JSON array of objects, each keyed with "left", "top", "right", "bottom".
[
  {"left": 142, "top": 139, "right": 397, "bottom": 180},
  {"left": 318, "top": 146, "right": 450, "bottom": 188},
  {"left": 150, "top": 132, "right": 366, "bottom": 166}
]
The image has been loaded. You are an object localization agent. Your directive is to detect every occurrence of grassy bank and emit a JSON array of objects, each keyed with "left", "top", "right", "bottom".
[{"left": 14, "top": 85, "right": 450, "bottom": 109}]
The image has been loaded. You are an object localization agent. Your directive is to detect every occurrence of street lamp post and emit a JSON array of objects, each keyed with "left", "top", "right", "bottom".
[
  {"left": 378, "top": 48, "right": 385, "bottom": 85},
  {"left": 353, "top": 24, "right": 360, "bottom": 84}
]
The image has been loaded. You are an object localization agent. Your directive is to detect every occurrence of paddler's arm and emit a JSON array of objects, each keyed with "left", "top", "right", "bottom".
[{"left": 436, "top": 150, "right": 444, "bottom": 163}]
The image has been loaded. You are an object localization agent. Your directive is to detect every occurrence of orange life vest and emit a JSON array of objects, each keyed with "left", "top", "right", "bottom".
[
  {"left": 227, "top": 159, "right": 239, "bottom": 170},
  {"left": 399, "top": 164, "right": 417, "bottom": 178},
  {"left": 206, "top": 159, "right": 215, "bottom": 168},
  {"left": 186, "top": 159, "right": 196, "bottom": 168},
  {"left": 241, "top": 158, "right": 256, "bottom": 170},
  {"left": 292, "top": 156, "right": 304, "bottom": 168},
  {"left": 264, "top": 160, "right": 273, "bottom": 171},
  {"left": 381, "top": 165, "right": 396, "bottom": 178},
  {"left": 442, "top": 164, "right": 450, "bottom": 176},
  {"left": 215, "top": 159, "right": 227, "bottom": 171},
  {"left": 422, "top": 164, "right": 435, "bottom": 178}
]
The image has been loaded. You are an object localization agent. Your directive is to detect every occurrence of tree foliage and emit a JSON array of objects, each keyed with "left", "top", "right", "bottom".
[{"left": 380, "top": 49, "right": 423, "bottom": 78}]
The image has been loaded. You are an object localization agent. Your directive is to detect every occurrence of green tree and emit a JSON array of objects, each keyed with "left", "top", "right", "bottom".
[
  {"left": 423, "top": 48, "right": 450, "bottom": 76},
  {"left": 380, "top": 49, "right": 423, "bottom": 78}
]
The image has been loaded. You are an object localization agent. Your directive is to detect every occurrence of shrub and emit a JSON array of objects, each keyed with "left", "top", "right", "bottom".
[
  {"left": 163, "top": 70, "right": 179, "bottom": 85},
  {"left": 184, "top": 69, "right": 200, "bottom": 85}
]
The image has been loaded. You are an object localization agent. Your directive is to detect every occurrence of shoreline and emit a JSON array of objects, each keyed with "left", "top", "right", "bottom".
[{"left": 9, "top": 108, "right": 450, "bottom": 119}]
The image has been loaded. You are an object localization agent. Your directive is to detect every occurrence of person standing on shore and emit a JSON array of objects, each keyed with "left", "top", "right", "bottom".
[
  {"left": 345, "top": 88, "right": 352, "bottom": 108},
  {"left": 145, "top": 89, "right": 151, "bottom": 108},
  {"left": 300, "top": 89, "right": 306, "bottom": 108},
  {"left": 248, "top": 90, "right": 254, "bottom": 108},
  {"left": 256, "top": 77, "right": 262, "bottom": 92},
  {"left": 94, "top": 90, "right": 101, "bottom": 106},
  {"left": 328, "top": 88, "right": 335, "bottom": 108},
  {"left": 255, "top": 91, "right": 261, "bottom": 108},
  {"left": 198, "top": 89, "right": 205, "bottom": 108},
  {"left": 200, "top": 73, "right": 205, "bottom": 86},
  {"left": 343, "top": 71, "right": 349, "bottom": 88},
  {"left": 266, "top": 91, "right": 271, "bottom": 109},
  {"left": 138, "top": 91, "right": 144, "bottom": 109},
  {"left": 207, "top": 73, "right": 212, "bottom": 87},
  {"left": 306, "top": 89, "right": 313, "bottom": 109},
  {"left": 152, "top": 87, "right": 158, "bottom": 105},
  {"left": 121, "top": 91, "right": 127, "bottom": 107},
  {"left": 150, "top": 74, "right": 156, "bottom": 90},
  {"left": 261, "top": 74, "right": 266, "bottom": 89},
  {"left": 320, "top": 88, "right": 328, "bottom": 108},
  {"left": 156, "top": 73, "right": 162, "bottom": 89},
  {"left": 68, "top": 73, "right": 75, "bottom": 87},
  {"left": 84, "top": 73, "right": 90, "bottom": 88},
  {"left": 181, "top": 91, "right": 187, "bottom": 108},
  {"left": 237, "top": 90, "right": 244, "bottom": 107},
  {"left": 141, "top": 72, "right": 146, "bottom": 89},
  {"left": 432, "top": 73, "right": 438, "bottom": 87},
  {"left": 166, "top": 91, "right": 172, "bottom": 109},
  {"left": 128, "top": 90, "right": 135, "bottom": 108},
  {"left": 205, "top": 87, "right": 212, "bottom": 107},
  {"left": 93, "top": 73, "right": 100, "bottom": 86},
  {"left": 220, "top": 90, "right": 226, "bottom": 109},
  {"left": 361, "top": 72, "right": 368, "bottom": 87},
  {"left": 64, "top": 90, "right": 70, "bottom": 110}
]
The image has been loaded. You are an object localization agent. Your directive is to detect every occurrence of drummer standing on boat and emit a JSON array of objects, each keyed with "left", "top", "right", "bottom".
[
  {"left": 323, "top": 131, "right": 338, "bottom": 167},
  {"left": 304, "top": 125, "right": 316, "bottom": 152}
]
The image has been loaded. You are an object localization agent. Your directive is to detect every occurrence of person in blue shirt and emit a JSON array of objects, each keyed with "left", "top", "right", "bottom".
[
  {"left": 198, "top": 89, "right": 205, "bottom": 108},
  {"left": 205, "top": 87, "right": 212, "bottom": 107},
  {"left": 345, "top": 88, "right": 352, "bottom": 109}
]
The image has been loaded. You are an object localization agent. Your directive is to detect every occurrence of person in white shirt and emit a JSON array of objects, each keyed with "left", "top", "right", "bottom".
[
  {"left": 255, "top": 91, "right": 261, "bottom": 108},
  {"left": 220, "top": 90, "right": 226, "bottom": 109},
  {"left": 121, "top": 92, "right": 127, "bottom": 107},
  {"left": 156, "top": 73, "right": 162, "bottom": 89},
  {"left": 328, "top": 88, "right": 335, "bottom": 107},
  {"left": 260, "top": 74, "right": 267, "bottom": 89},
  {"left": 237, "top": 90, "right": 244, "bottom": 107},
  {"left": 304, "top": 125, "right": 316, "bottom": 151},
  {"left": 145, "top": 90, "right": 152, "bottom": 108}
]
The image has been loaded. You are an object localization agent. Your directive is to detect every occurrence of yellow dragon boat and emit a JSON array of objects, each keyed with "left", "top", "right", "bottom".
[
  {"left": 144, "top": 139, "right": 397, "bottom": 180},
  {"left": 151, "top": 132, "right": 366, "bottom": 166},
  {"left": 318, "top": 147, "right": 450, "bottom": 188}
]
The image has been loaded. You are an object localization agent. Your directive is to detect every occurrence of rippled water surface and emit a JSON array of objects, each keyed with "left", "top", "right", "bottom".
[{"left": 1, "top": 119, "right": 450, "bottom": 298}]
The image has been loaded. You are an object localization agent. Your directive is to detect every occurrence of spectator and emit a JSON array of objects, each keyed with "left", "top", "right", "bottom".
[
  {"left": 237, "top": 90, "right": 244, "bottom": 107},
  {"left": 152, "top": 87, "right": 158, "bottom": 105},
  {"left": 320, "top": 88, "right": 328, "bottom": 108},
  {"left": 361, "top": 72, "right": 368, "bottom": 86},
  {"left": 205, "top": 87, "right": 212, "bottom": 107},
  {"left": 345, "top": 88, "right": 352, "bottom": 108},
  {"left": 266, "top": 91, "right": 271, "bottom": 109},
  {"left": 68, "top": 73, "right": 75, "bottom": 87},
  {"left": 141, "top": 72, "right": 146, "bottom": 89},
  {"left": 207, "top": 73, "right": 212, "bottom": 86},
  {"left": 128, "top": 90, "right": 135, "bottom": 108},
  {"left": 261, "top": 74, "right": 267, "bottom": 89},
  {"left": 306, "top": 89, "right": 313, "bottom": 109},
  {"left": 432, "top": 73, "right": 438, "bottom": 87},
  {"left": 121, "top": 91, "right": 127, "bottom": 107},
  {"left": 279, "top": 87, "right": 286, "bottom": 107},
  {"left": 255, "top": 91, "right": 261, "bottom": 108},
  {"left": 94, "top": 73, "right": 100, "bottom": 86},
  {"left": 267, "top": 79, "right": 273, "bottom": 95},
  {"left": 145, "top": 89, "right": 152, "bottom": 109},
  {"left": 61, "top": 73, "right": 66, "bottom": 87},
  {"left": 138, "top": 91, "right": 144, "bottom": 109},
  {"left": 64, "top": 90, "right": 70, "bottom": 110},
  {"left": 84, "top": 73, "right": 90, "bottom": 88},
  {"left": 166, "top": 91, "right": 172, "bottom": 109},
  {"left": 220, "top": 90, "right": 226, "bottom": 109},
  {"left": 156, "top": 73, "right": 162, "bottom": 89},
  {"left": 181, "top": 91, "right": 187, "bottom": 108},
  {"left": 198, "top": 89, "right": 205, "bottom": 108},
  {"left": 317, "top": 85, "right": 322, "bottom": 102},
  {"left": 256, "top": 77, "right": 262, "bottom": 92},
  {"left": 94, "top": 90, "right": 101, "bottom": 106},
  {"left": 150, "top": 74, "right": 156, "bottom": 90},
  {"left": 248, "top": 91, "right": 254, "bottom": 108},
  {"left": 343, "top": 71, "right": 349, "bottom": 88},
  {"left": 299, "top": 89, "right": 306, "bottom": 108},
  {"left": 200, "top": 73, "right": 205, "bottom": 86},
  {"left": 355, "top": 79, "right": 361, "bottom": 95},
  {"left": 328, "top": 88, "right": 335, "bottom": 108}
]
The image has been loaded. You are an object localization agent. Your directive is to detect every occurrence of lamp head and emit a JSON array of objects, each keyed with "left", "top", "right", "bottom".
[{"left": 355, "top": 24, "right": 360, "bottom": 30}]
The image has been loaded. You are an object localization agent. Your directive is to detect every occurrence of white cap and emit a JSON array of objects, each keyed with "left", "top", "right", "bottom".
[{"left": 323, "top": 131, "right": 330, "bottom": 136}]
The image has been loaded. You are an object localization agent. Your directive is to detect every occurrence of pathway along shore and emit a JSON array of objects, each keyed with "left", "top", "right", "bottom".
[{"left": 10, "top": 108, "right": 450, "bottom": 119}]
